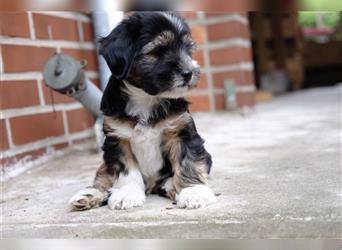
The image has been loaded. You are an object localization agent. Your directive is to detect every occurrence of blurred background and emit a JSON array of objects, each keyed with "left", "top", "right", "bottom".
[{"left": 1, "top": 10, "right": 342, "bottom": 176}]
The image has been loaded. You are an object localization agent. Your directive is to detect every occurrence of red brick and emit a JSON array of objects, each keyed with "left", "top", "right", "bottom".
[
  {"left": 2, "top": 45, "right": 56, "bottom": 72},
  {"left": 180, "top": 11, "right": 197, "bottom": 19},
  {"left": 0, "top": 119, "right": 9, "bottom": 151},
  {"left": 67, "top": 108, "right": 94, "bottom": 133},
  {"left": 193, "top": 50, "right": 205, "bottom": 67},
  {"left": 187, "top": 95, "right": 210, "bottom": 112},
  {"left": 203, "top": 0, "right": 249, "bottom": 11},
  {"left": 72, "top": 137, "right": 92, "bottom": 145},
  {"left": 0, "top": 142, "right": 68, "bottom": 167},
  {"left": 191, "top": 25, "right": 205, "bottom": 44},
  {"left": 206, "top": 12, "right": 227, "bottom": 17},
  {"left": 42, "top": 81, "right": 74, "bottom": 105},
  {"left": 215, "top": 93, "right": 226, "bottom": 110},
  {"left": 61, "top": 48, "right": 98, "bottom": 71},
  {"left": 10, "top": 112, "right": 65, "bottom": 145},
  {"left": 213, "top": 71, "right": 255, "bottom": 89},
  {"left": 0, "top": 12, "right": 30, "bottom": 37},
  {"left": 33, "top": 13, "right": 79, "bottom": 41},
  {"left": 208, "top": 21, "right": 250, "bottom": 41},
  {"left": 197, "top": 74, "right": 208, "bottom": 89},
  {"left": 54, "top": 142, "right": 69, "bottom": 150},
  {"left": 210, "top": 47, "right": 252, "bottom": 66},
  {"left": 206, "top": 12, "right": 248, "bottom": 17},
  {"left": 236, "top": 92, "right": 255, "bottom": 107},
  {"left": 0, "top": 81, "right": 40, "bottom": 109},
  {"left": 90, "top": 78, "right": 101, "bottom": 89},
  {"left": 82, "top": 22, "right": 95, "bottom": 41},
  {"left": 238, "top": 12, "right": 248, "bottom": 17},
  {"left": 1, "top": 148, "right": 44, "bottom": 167}
]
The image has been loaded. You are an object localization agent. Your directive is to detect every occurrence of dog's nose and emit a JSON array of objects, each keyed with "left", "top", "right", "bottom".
[{"left": 181, "top": 71, "right": 192, "bottom": 83}]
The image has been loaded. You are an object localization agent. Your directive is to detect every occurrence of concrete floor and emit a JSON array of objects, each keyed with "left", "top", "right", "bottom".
[{"left": 1, "top": 86, "right": 341, "bottom": 238}]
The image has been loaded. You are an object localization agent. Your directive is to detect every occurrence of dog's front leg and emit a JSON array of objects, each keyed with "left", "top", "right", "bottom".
[
  {"left": 108, "top": 168, "right": 145, "bottom": 210},
  {"left": 167, "top": 120, "right": 217, "bottom": 209},
  {"left": 173, "top": 156, "right": 217, "bottom": 209},
  {"left": 103, "top": 138, "right": 145, "bottom": 210},
  {"left": 101, "top": 136, "right": 145, "bottom": 210},
  {"left": 173, "top": 163, "right": 217, "bottom": 209}
]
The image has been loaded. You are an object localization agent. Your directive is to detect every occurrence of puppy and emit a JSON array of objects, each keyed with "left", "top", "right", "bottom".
[{"left": 69, "top": 12, "right": 216, "bottom": 210}]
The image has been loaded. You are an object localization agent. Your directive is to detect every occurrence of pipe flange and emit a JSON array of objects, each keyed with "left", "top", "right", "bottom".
[{"left": 43, "top": 53, "right": 86, "bottom": 94}]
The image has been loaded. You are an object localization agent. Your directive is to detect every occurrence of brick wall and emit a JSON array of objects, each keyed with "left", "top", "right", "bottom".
[
  {"left": 182, "top": 12, "right": 256, "bottom": 112},
  {"left": 0, "top": 11, "right": 256, "bottom": 171},
  {"left": 0, "top": 12, "right": 99, "bottom": 169}
]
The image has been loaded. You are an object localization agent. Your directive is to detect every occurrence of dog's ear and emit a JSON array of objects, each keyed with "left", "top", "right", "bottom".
[{"left": 99, "top": 20, "right": 138, "bottom": 80}]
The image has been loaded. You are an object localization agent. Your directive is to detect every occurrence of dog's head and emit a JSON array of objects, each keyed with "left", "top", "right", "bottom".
[{"left": 99, "top": 12, "right": 200, "bottom": 98}]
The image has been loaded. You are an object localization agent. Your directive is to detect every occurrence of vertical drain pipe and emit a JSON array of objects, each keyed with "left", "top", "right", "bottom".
[
  {"left": 92, "top": 11, "right": 124, "bottom": 90},
  {"left": 92, "top": 10, "right": 124, "bottom": 149}
]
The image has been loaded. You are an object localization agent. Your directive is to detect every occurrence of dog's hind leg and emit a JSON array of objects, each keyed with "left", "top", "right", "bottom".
[
  {"left": 69, "top": 163, "right": 113, "bottom": 211},
  {"left": 69, "top": 134, "right": 123, "bottom": 211}
]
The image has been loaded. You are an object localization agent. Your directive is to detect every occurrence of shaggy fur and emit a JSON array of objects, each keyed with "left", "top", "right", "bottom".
[{"left": 69, "top": 12, "right": 216, "bottom": 210}]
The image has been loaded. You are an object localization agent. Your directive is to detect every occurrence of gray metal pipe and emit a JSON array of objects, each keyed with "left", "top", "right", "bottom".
[
  {"left": 43, "top": 53, "right": 104, "bottom": 151},
  {"left": 92, "top": 12, "right": 112, "bottom": 90},
  {"left": 72, "top": 78, "right": 102, "bottom": 117},
  {"left": 92, "top": 11, "right": 124, "bottom": 90},
  {"left": 43, "top": 53, "right": 102, "bottom": 117}
]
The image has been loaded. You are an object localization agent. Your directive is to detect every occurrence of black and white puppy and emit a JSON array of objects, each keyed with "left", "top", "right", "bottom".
[{"left": 69, "top": 12, "right": 216, "bottom": 210}]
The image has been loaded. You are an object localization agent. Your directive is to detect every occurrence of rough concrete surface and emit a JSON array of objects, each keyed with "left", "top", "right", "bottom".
[{"left": 1, "top": 86, "right": 341, "bottom": 238}]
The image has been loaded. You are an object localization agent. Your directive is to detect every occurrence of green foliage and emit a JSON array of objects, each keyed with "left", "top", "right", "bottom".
[
  {"left": 299, "top": 12, "right": 317, "bottom": 27},
  {"left": 323, "top": 12, "right": 340, "bottom": 27},
  {"left": 301, "top": 0, "right": 342, "bottom": 10},
  {"left": 299, "top": 12, "right": 341, "bottom": 28}
]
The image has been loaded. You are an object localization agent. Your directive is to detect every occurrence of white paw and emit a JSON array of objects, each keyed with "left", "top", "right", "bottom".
[
  {"left": 108, "top": 183, "right": 145, "bottom": 210},
  {"left": 69, "top": 188, "right": 104, "bottom": 211},
  {"left": 176, "top": 185, "right": 217, "bottom": 209}
]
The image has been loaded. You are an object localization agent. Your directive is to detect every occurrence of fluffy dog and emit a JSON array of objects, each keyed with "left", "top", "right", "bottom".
[{"left": 69, "top": 12, "right": 216, "bottom": 210}]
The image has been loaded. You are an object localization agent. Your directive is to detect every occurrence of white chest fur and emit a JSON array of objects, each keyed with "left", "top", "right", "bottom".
[
  {"left": 105, "top": 117, "right": 164, "bottom": 178},
  {"left": 130, "top": 123, "right": 163, "bottom": 178},
  {"left": 105, "top": 113, "right": 191, "bottom": 179}
]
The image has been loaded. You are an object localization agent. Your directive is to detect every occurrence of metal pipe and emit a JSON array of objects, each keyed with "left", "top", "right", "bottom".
[
  {"left": 43, "top": 53, "right": 104, "bottom": 151},
  {"left": 73, "top": 78, "right": 102, "bottom": 117},
  {"left": 92, "top": 11, "right": 124, "bottom": 90},
  {"left": 91, "top": 10, "right": 123, "bottom": 150},
  {"left": 43, "top": 53, "right": 103, "bottom": 117}
]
